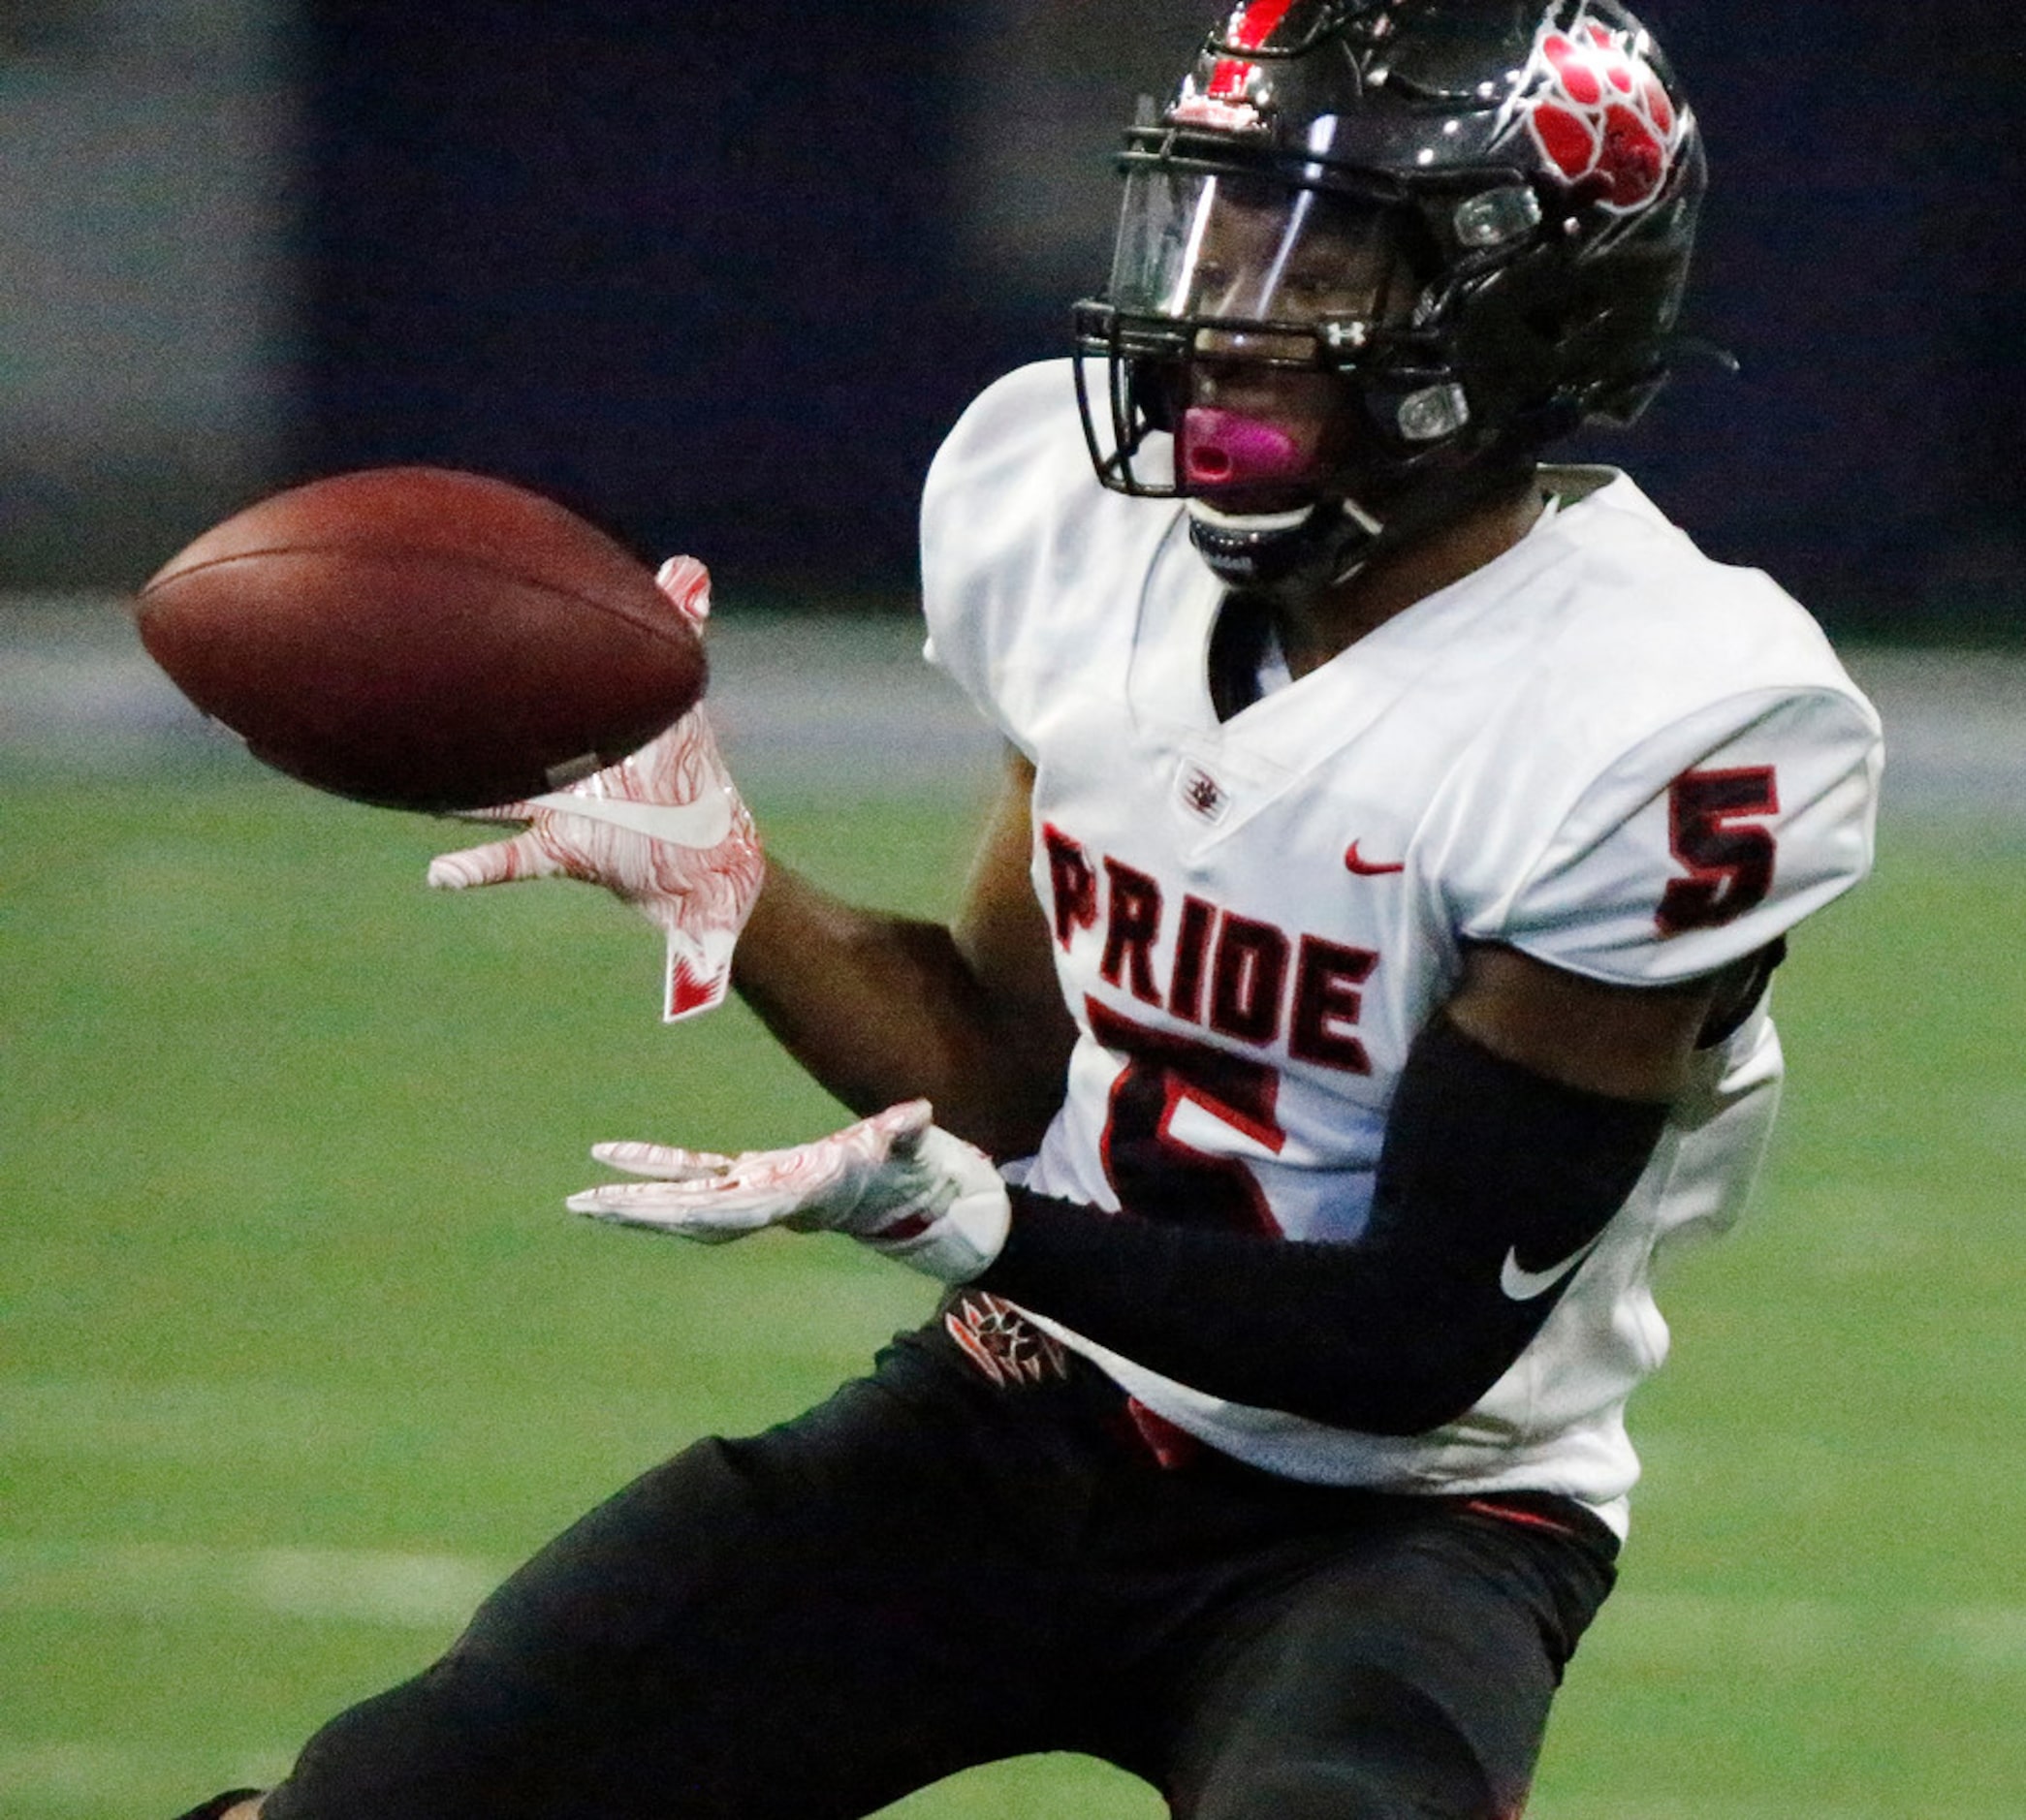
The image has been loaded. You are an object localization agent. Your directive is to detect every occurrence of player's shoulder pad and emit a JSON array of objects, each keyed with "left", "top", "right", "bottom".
[
  {"left": 919, "top": 361, "right": 1146, "bottom": 745},
  {"left": 921, "top": 360, "right": 1092, "bottom": 600},
  {"left": 1530, "top": 473, "right": 1878, "bottom": 731},
  {"left": 1424, "top": 474, "right": 1884, "bottom": 986}
]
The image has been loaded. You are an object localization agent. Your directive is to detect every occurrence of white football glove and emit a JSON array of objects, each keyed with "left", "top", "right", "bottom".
[
  {"left": 427, "top": 556, "right": 764, "bottom": 1021},
  {"left": 565, "top": 1100, "right": 1012, "bottom": 1284}
]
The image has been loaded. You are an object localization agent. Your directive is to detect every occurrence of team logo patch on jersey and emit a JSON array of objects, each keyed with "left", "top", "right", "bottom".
[
  {"left": 945, "top": 1293, "right": 1070, "bottom": 1388},
  {"left": 1178, "top": 762, "right": 1230, "bottom": 822},
  {"left": 1513, "top": 11, "right": 1685, "bottom": 212}
]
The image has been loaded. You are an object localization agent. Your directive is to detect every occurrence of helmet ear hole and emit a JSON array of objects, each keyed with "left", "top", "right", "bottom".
[{"left": 1584, "top": 370, "right": 1667, "bottom": 429}]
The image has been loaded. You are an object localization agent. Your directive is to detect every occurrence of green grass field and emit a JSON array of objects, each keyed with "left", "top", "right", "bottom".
[{"left": 4, "top": 753, "right": 2021, "bottom": 1818}]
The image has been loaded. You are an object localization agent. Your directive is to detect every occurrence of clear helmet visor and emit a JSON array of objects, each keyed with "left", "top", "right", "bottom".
[
  {"left": 1106, "top": 168, "right": 1415, "bottom": 340},
  {"left": 1080, "top": 170, "right": 1439, "bottom": 503}
]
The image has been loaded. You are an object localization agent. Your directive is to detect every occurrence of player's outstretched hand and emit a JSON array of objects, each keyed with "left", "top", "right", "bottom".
[
  {"left": 566, "top": 1101, "right": 1012, "bottom": 1284},
  {"left": 427, "top": 557, "right": 765, "bottom": 1021}
]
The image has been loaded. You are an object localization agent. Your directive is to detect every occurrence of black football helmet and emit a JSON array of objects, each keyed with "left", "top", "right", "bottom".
[{"left": 1073, "top": 0, "right": 1709, "bottom": 592}]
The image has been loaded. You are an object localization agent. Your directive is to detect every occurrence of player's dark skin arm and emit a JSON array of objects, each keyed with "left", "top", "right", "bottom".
[
  {"left": 736, "top": 730, "right": 1741, "bottom": 1432},
  {"left": 934, "top": 483, "right": 1763, "bottom": 1432},
  {"left": 1446, "top": 940, "right": 1724, "bottom": 1101},
  {"left": 730, "top": 749, "right": 1077, "bottom": 1162},
  {"left": 726, "top": 481, "right": 1597, "bottom": 1160},
  {"left": 983, "top": 945, "right": 1734, "bottom": 1432}
]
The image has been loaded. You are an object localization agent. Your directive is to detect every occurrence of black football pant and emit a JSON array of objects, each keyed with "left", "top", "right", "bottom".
[{"left": 258, "top": 1305, "right": 1616, "bottom": 1819}]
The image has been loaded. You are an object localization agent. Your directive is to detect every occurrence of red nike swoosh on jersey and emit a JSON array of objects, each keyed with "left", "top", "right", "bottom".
[{"left": 1343, "top": 841, "right": 1407, "bottom": 876}]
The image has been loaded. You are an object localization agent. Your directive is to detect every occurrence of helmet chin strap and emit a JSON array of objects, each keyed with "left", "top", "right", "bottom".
[
  {"left": 1185, "top": 492, "right": 1388, "bottom": 596},
  {"left": 1185, "top": 445, "right": 1535, "bottom": 601}
]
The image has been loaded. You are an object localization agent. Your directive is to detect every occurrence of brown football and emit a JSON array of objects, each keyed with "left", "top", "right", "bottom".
[{"left": 133, "top": 466, "right": 706, "bottom": 811}]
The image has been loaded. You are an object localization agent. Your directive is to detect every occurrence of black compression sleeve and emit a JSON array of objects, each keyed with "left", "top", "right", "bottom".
[{"left": 977, "top": 1013, "right": 1670, "bottom": 1433}]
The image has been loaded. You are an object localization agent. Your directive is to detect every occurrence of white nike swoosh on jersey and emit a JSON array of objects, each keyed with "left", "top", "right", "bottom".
[
  {"left": 1499, "top": 1233, "right": 1604, "bottom": 1302},
  {"left": 526, "top": 791, "right": 733, "bottom": 849}
]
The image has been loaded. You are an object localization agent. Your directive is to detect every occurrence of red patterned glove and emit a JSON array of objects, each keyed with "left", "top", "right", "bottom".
[
  {"left": 427, "top": 557, "right": 764, "bottom": 1020},
  {"left": 565, "top": 1101, "right": 1013, "bottom": 1283}
]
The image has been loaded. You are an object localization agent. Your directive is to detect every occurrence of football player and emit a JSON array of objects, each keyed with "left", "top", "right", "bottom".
[{"left": 177, "top": 2, "right": 1881, "bottom": 1816}]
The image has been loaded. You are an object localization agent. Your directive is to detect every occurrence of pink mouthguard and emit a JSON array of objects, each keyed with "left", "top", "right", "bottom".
[{"left": 1181, "top": 407, "right": 1312, "bottom": 488}]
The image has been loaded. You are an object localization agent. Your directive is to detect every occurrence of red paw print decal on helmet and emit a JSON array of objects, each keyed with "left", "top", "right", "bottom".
[{"left": 1522, "top": 13, "right": 1684, "bottom": 211}]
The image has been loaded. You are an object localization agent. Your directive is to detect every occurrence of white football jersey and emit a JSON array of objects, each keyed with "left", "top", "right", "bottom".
[{"left": 921, "top": 361, "right": 1882, "bottom": 1534}]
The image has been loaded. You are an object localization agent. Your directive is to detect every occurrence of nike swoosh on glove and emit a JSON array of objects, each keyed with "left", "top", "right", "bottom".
[
  {"left": 565, "top": 1101, "right": 1012, "bottom": 1284},
  {"left": 427, "top": 557, "right": 765, "bottom": 1020}
]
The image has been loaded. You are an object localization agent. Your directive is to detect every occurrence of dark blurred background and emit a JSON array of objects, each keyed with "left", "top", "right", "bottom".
[{"left": 3, "top": 0, "right": 2021, "bottom": 640}]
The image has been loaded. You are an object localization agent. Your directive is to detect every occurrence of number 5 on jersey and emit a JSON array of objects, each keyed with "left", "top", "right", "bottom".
[
  {"left": 1658, "top": 766, "right": 1778, "bottom": 934},
  {"left": 1087, "top": 999, "right": 1286, "bottom": 1236}
]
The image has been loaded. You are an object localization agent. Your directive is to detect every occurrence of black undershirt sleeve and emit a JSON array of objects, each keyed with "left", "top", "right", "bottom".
[{"left": 975, "top": 1012, "right": 1671, "bottom": 1435}]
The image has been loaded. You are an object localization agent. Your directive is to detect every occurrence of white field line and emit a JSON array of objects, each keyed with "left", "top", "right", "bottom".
[
  {"left": 6, "top": 603, "right": 2022, "bottom": 816},
  {"left": 0, "top": 1739, "right": 293, "bottom": 1808},
  {"left": 3, "top": 1535, "right": 2023, "bottom": 1679},
  {"left": 0, "top": 1539, "right": 508, "bottom": 1627},
  {"left": 0, "top": 1376, "right": 676, "bottom": 1468},
  {"left": 9, "top": 1376, "right": 2005, "bottom": 1481},
  {"left": 1585, "top": 1588, "right": 2026, "bottom": 1676},
  {"left": 0, "top": 1378, "right": 383, "bottom": 1463}
]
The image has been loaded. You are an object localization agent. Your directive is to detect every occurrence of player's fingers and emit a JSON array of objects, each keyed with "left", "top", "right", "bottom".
[
  {"left": 588, "top": 1139, "right": 733, "bottom": 1180},
  {"left": 866, "top": 1099, "right": 937, "bottom": 1153},
  {"left": 426, "top": 830, "right": 564, "bottom": 891},
  {"left": 565, "top": 1179, "right": 779, "bottom": 1242},
  {"left": 654, "top": 555, "right": 712, "bottom": 626}
]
